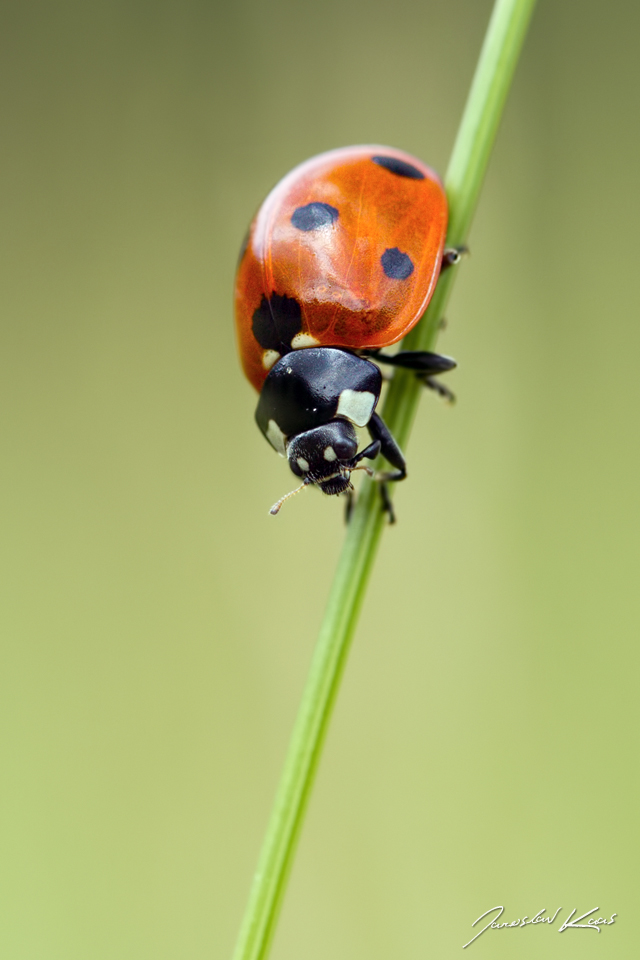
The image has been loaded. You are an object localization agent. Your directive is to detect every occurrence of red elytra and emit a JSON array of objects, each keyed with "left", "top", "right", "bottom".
[{"left": 235, "top": 145, "right": 448, "bottom": 393}]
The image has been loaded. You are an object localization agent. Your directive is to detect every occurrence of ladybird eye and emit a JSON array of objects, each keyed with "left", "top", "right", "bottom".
[
  {"left": 291, "top": 203, "right": 339, "bottom": 231},
  {"left": 381, "top": 247, "right": 414, "bottom": 280}
]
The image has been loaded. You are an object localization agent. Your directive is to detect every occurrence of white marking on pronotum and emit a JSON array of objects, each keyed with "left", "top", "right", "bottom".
[
  {"left": 336, "top": 389, "right": 375, "bottom": 427},
  {"left": 296, "top": 457, "right": 310, "bottom": 472},
  {"left": 262, "top": 349, "right": 280, "bottom": 370},
  {"left": 266, "top": 419, "right": 287, "bottom": 457},
  {"left": 323, "top": 446, "right": 337, "bottom": 462},
  {"left": 291, "top": 333, "right": 320, "bottom": 349}
]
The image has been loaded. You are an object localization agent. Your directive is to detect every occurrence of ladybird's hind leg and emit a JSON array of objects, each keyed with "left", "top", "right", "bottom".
[
  {"left": 363, "top": 349, "right": 457, "bottom": 404},
  {"left": 421, "top": 375, "right": 456, "bottom": 404},
  {"left": 367, "top": 412, "right": 407, "bottom": 524}
]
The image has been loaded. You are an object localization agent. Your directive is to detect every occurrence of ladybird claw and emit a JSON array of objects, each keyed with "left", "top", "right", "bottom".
[{"left": 442, "top": 244, "right": 469, "bottom": 268}]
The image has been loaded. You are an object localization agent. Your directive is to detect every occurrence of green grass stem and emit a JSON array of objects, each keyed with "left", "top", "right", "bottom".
[{"left": 232, "top": 2, "right": 537, "bottom": 958}]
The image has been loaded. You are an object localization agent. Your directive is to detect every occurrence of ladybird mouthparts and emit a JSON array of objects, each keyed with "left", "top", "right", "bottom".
[
  {"left": 310, "top": 462, "right": 375, "bottom": 486},
  {"left": 269, "top": 462, "right": 376, "bottom": 516}
]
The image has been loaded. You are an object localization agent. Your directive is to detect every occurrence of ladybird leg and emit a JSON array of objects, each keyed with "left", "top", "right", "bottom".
[
  {"left": 396, "top": 352, "right": 455, "bottom": 403},
  {"left": 441, "top": 245, "right": 468, "bottom": 269},
  {"left": 342, "top": 442, "right": 381, "bottom": 525},
  {"left": 344, "top": 489, "right": 355, "bottom": 524},
  {"left": 366, "top": 412, "right": 407, "bottom": 524},
  {"left": 367, "top": 413, "right": 406, "bottom": 482},
  {"left": 368, "top": 350, "right": 456, "bottom": 376},
  {"left": 422, "top": 375, "right": 456, "bottom": 404},
  {"left": 378, "top": 481, "right": 396, "bottom": 525},
  {"left": 350, "top": 439, "right": 381, "bottom": 466},
  {"left": 364, "top": 350, "right": 457, "bottom": 404}
]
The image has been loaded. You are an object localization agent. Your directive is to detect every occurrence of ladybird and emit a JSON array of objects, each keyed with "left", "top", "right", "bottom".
[{"left": 234, "top": 145, "right": 460, "bottom": 518}]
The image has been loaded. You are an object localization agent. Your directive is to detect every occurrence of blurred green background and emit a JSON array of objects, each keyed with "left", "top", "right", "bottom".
[{"left": 2, "top": 1, "right": 638, "bottom": 957}]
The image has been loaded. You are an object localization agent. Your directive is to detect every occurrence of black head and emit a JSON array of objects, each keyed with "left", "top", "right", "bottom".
[
  {"left": 287, "top": 421, "right": 359, "bottom": 494},
  {"left": 269, "top": 420, "right": 381, "bottom": 515}
]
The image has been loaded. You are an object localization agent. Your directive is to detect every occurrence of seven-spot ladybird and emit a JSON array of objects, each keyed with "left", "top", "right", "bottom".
[{"left": 234, "top": 145, "right": 460, "bottom": 519}]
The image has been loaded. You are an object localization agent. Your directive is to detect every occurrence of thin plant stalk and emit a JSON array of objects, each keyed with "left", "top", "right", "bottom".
[{"left": 232, "top": 2, "right": 537, "bottom": 959}]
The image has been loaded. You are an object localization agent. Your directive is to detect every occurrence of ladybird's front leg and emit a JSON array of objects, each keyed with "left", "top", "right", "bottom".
[
  {"left": 367, "top": 412, "right": 407, "bottom": 524},
  {"left": 367, "top": 413, "right": 406, "bottom": 482}
]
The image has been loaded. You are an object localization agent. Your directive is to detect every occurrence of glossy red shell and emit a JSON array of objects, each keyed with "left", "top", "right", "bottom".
[{"left": 235, "top": 145, "right": 448, "bottom": 392}]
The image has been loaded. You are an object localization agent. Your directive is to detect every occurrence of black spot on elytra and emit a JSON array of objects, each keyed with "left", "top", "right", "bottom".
[
  {"left": 372, "top": 155, "right": 425, "bottom": 180},
  {"left": 381, "top": 247, "right": 414, "bottom": 280},
  {"left": 291, "top": 202, "right": 339, "bottom": 231},
  {"left": 252, "top": 293, "right": 302, "bottom": 353}
]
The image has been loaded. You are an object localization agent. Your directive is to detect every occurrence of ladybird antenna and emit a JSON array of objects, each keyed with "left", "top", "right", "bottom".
[{"left": 269, "top": 479, "right": 310, "bottom": 516}]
